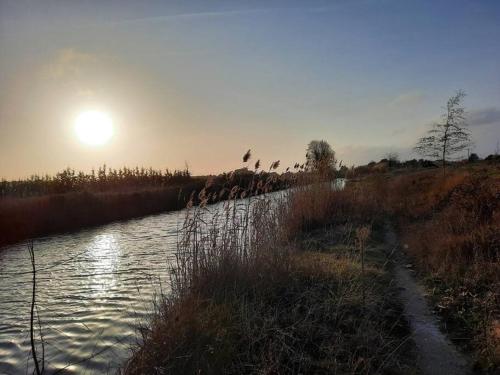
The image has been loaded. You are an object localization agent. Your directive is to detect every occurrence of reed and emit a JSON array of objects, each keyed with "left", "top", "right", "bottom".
[
  {"left": 0, "top": 165, "right": 191, "bottom": 198},
  {"left": 0, "top": 165, "right": 289, "bottom": 246},
  {"left": 123, "top": 154, "right": 412, "bottom": 374}
]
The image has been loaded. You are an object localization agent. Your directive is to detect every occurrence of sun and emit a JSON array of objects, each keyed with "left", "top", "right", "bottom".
[{"left": 75, "top": 110, "right": 114, "bottom": 146}]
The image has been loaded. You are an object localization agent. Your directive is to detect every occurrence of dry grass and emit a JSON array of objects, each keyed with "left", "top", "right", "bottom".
[
  {"left": 283, "top": 162, "right": 500, "bottom": 371},
  {"left": 123, "top": 165, "right": 413, "bottom": 374},
  {"left": 125, "top": 241, "right": 411, "bottom": 374},
  {"left": 358, "top": 163, "right": 500, "bottom": 371},
  {"left": 284, "top": 174, "right": 383, "bottom": 237}
]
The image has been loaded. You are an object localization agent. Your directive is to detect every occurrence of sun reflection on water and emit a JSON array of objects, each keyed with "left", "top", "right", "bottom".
[{"left": 87, "top": 233, "right": 120, "bottom": 295}]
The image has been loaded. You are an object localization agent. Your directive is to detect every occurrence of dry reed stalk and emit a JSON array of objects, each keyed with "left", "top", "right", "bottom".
[{"left": 356, "top": 226, "right": 371, "bottom": 309}]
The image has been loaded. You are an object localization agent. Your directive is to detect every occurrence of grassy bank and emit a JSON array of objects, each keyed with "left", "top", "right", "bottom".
[
  {"left": 381, "top": 163, "right": 500, "bottom": 371},
  {"left": 123, "top": 172, "right": 414, "bottom": 374},
  {"left": 123, "top": 160, "right": 499, "bottom": 374}
]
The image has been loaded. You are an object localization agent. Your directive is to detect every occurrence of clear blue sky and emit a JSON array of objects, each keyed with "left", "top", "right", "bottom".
[{"left": 1, "top": 0, "right": 499, "bottom": 178}]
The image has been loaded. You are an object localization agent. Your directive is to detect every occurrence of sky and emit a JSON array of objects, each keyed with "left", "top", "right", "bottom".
[{"left": 1, "top": 0, "right": 499, "bottom": 179}]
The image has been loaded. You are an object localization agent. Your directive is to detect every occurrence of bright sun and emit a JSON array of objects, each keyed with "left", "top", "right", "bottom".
[{"left": 75, "top": 110, "right": 114, "bottom": 146}]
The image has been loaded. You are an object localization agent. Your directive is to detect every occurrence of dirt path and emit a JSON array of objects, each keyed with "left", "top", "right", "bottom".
[{"left": 384, "top": 223, "right": 471, "bottom": 375}]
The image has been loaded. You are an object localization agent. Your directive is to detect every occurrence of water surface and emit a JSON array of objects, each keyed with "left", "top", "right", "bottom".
[
  {"left": 0, "top": 182, "right": 345, "bottom": 374},
  {"left": 0, "top": 208, "right": 187, "bottom": 374}
]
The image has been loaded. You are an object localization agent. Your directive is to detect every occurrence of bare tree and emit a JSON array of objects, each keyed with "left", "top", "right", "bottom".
[
  {"left": 306, "top": 140, "right": 336, "bottom": 175},
  {"left": 414, "top": 90, "right": 472, "bottom": 175}
]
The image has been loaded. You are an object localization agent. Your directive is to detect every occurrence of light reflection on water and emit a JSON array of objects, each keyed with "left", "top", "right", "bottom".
[
  {"left": 0, "top": 183, "right": 343, "bottom": 374},
  {"left": 87, "top": 234, "right": 120, "bottom": 296},
  {"left": 0, "top": 208, "right": 185, "bottom": 374}
]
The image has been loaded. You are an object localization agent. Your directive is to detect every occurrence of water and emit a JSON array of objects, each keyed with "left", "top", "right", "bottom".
[
  {"left": 0, "top": 208, "right": 188, "bottom": 374},
  {"left": 0, "top": 181, "right": 345, "bottom": 374}
]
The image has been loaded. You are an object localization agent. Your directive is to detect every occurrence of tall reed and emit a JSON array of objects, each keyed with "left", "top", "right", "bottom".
[{"left": 124, "top": 155, "right": 411, "bottom": 374}]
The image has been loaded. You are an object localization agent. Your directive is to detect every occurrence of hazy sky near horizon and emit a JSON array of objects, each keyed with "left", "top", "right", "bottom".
[{"left": 1, "top": 0, "right": 499, "bottom": 179}]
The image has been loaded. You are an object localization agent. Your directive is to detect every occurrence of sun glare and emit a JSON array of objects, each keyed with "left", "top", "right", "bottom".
[{"left": 75, "top": 110, "right": 113, "bottom": 146}]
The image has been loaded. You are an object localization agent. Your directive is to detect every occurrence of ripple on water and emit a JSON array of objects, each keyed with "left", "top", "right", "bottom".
[
  {"left": 0, "top": 206, "right": 187, "bottom": 374},
  {"left": 0, "top": 192, "right": 289, "bottom": 374}
]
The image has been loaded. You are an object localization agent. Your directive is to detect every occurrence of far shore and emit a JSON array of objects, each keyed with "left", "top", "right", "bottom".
[{"left": 0, "top": 171, "right": 289, "bottom": 248}]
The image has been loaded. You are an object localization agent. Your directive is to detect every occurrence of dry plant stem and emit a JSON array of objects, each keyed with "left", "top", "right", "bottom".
[
  {"left": 362, "top": 242, "right": 365, "bottom": 308},
  {"left": 29, "top": 241, "right": 44, "bottom": 375},
  {"left": 356, "top": 227, "right": 371, "bottom": 310}
]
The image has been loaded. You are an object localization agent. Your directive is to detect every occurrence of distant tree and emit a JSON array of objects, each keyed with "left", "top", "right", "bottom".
[
  {"left": 414, "top": 90, "right": 472, "bottom": 175},
  {"left": 468, "top": 153, "right": 480, "bottom": 162},
  {"left": 306, "top": 140, "right": 336, "bottom": 175},
  {"left": 385, "top": 152, "right": 400, "bottom": 168}
]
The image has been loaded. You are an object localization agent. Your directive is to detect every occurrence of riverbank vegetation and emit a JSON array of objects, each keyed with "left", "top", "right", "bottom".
[
  {"left": 383, "top": 164, "right": 500, "bottom": 371},
  {"left": 123, "top": 153, "right": 416, "bottom": 374},
  {"left": 0, "top": 164, "right": 288, "bottom": 246},
  {"left": 346, "top": 159, "right": 499, "bottom": 372},
  {"left": 123, "top": 154, "right": 499, "bottom": 374},
  {"left": 0, "top": 166, "right": 192, "bottom": 198},
  {"left": 4, "top": 143, "right": 498, "bottom": 373}
]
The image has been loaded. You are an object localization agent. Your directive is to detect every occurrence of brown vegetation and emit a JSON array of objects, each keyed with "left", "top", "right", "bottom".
[
  {"left": 337, "top": 161, "right": 499, "bottom": 371},
  {"left": 11, "top": 150, "right": 497, "bottom": 373},
  {"left": 0, "top": 166, "right": 288, "bottom": 247},
  {"left": 0, "top": 183, "right": 201, "bottom": 246},
  {"left": 0, "top": 166, "right": 191, "bottom": 198},
  {"left": 383, "top": 164, "right": 500, "bottom": 371},
  {"left": 123, "top": 162, "right": 414, "bottom": 374}
]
